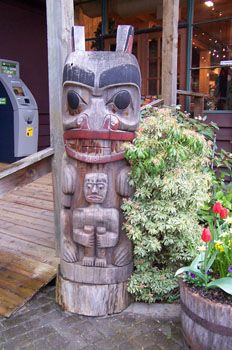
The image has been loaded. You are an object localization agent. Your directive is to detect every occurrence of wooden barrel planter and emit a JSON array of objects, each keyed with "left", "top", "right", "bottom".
[{"left": 179, "top": 279, "right": 232, "bottom": 350}]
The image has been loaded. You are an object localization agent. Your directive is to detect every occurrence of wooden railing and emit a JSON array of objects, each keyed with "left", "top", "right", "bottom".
[
  {"left": 0, "top": 147, "right": 54, "bottom": 198},
  {"left": 177, "top": 90, "right": 209, "bottom": 117},
  {"left": 140, "top": 99, "right": 164, "bottom": 112}
]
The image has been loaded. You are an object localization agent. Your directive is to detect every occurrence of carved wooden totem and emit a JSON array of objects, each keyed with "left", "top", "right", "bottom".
[{"left": 57, "top": 25, "right": 141, "bottom": 316}]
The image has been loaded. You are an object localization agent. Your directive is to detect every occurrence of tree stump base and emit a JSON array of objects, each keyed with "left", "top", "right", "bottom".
[{"left": 56, "top": 269, "right": 132, "bottom": 316}]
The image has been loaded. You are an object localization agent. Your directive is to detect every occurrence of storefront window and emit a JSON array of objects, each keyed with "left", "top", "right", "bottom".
[
  {"left": 194, "top": 0, "right": 232, "bottom": 23},
  {"left": 191, "top": 3, "right": 232, "bottom": 111}
]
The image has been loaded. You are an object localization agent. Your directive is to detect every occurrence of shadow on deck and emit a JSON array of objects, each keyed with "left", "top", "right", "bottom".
[{"left": 0, "top": 173, "right": 58, "bottom": 317}]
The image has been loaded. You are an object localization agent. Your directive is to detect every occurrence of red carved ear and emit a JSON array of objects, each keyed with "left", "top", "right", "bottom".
[
  {"left": 116, "top": 25, "right": 134, "bottom": 54},
  {"left": 126, "top": 35, "right": 134, "bottom": 54}
]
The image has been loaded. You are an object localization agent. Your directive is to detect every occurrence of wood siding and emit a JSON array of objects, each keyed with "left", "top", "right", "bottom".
[
  {"left": 205, "top": 112, "right": 232, "bottom": 153},
  {"left": 0, "top": 1, "right": 50, "bottom": 151}
]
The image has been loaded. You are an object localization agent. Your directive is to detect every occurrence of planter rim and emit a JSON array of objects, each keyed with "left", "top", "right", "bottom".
[{"left": 179, "top": 279, "right": 232, "bottom": 336}]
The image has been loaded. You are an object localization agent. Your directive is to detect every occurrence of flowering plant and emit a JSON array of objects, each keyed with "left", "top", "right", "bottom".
[{"left": 176, "top": 201, "right": 232, "bottom": 295}]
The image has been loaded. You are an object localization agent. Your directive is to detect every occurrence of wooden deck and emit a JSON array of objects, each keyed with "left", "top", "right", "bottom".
[{"left": 0, "top": 173, "right": 58, "bottom": 317}]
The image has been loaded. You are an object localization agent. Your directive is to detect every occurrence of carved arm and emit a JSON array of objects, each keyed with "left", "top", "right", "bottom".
[
  {"left": 116, "top": 166, "right": 133, "bottom": 197},
  {"left": 61, "top": 160, "right": 76, "bottom": 208}
]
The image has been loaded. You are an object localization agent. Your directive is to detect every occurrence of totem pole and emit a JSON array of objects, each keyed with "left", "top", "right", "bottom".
[{"left": 57, "top": 25, "right": 141, "bottom": 316}]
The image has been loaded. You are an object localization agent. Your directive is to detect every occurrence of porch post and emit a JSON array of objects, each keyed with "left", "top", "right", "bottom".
[
  {"left": 161, "top": 0, "right": 179, "bottom": 106},
  {"left": 46, "top": 0, "right": 74, "bottom": 253}
]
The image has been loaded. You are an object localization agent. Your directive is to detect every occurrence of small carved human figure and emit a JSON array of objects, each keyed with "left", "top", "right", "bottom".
[{"left": 72, "top": 173, "right": 119, "bottom": 267}]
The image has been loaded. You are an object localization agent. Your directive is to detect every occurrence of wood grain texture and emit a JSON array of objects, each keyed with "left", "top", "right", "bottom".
[
  {"left": 57, "top": 270, "right": 132, "bottom": 316},
  {"left": 0, "top": 200, "right": 54, "bottom": 221},
  {"left": 0, "top": 173, "right": 58, "bottom": 317},
  {"left": 0, "top": 251, "right": 56, "bottom": 317},
  {"left": 46, "top": 0, "right": 74, "bottom": 254},
  {"left": 180, "top": 280, "right": 232, "bottom": 350},
  {"left": 161, "top": 0, "right": 179, "bottom": 105},
  {"left": 60, "top": 261, "right": 133, "bottom": 284}
]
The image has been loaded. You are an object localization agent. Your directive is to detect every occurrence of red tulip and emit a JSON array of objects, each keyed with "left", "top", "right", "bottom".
[
  {"left": 201, "top": 227, "right": 212, "bottom": 242},
  {"left": 213, "top": 202, "right": 223, "bottom": 214},
  {"left": 220, "top": 208, "right": 228, "bottom": 219}
]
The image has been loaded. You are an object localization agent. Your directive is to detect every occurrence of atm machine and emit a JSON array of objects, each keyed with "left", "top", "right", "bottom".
[{"left": 0, "top": 59, "right": 38, "bottom": 163}]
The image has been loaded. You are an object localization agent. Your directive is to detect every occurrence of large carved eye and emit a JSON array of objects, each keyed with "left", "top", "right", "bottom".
[
  {"left": 67, "top": 90, "right": 80, "bottom": 110},
  {"left": 113, "top": 91, "right": 131, "bottom": 110}
]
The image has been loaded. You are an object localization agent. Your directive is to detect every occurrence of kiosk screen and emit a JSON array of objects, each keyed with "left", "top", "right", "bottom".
[
  {"left": 13, "top": 87, "right": 25, "bottom": 96},
  {"left": 1, "top": 62, "right": 17, "bottom": 75}
]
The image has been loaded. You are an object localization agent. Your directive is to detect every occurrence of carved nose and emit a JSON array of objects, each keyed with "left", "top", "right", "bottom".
[
  {"left": 88, "top": 98, "right": 108, "bottom": 130},
  {"left": 102, "top": 115, "right": 119, "bottom": 130},
  {"left": 91, "top": 184, "right": 98, "bottom": 193},
  {"left": 77, "top": 114, "right": 89, "bottom": 129}
]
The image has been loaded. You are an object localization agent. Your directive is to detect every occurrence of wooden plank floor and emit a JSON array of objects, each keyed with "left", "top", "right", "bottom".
[{"left": 0, "top": 173, "right": 58, "bottom": 317}]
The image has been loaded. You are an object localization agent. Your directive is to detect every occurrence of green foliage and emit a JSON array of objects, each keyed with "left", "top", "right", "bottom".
[
  {"left": 169, "top": 105, "right": 218, "bottom": 141},
  {"left": 122, "top": 107, "right": 213, "bottom": 302},
  {"left": 207, "top": 278, "right": 232, "bottom": 295},
  {"left": 176, "top": 205, "right": 232, "bottom": 295}
]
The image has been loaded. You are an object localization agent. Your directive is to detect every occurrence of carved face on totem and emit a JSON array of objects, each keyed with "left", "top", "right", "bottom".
[
  {"left": 84, "top": 173, "right": 108, "bottom": 204},
  {"left": 62, "top": 26, "right": 141, "bottom": 164}
]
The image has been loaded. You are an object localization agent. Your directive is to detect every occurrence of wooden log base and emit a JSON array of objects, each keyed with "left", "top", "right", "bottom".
[
  {"left": 60, "top": 260, "right": 133, "bottom": 285},
  {"left": 57, "top": 270, "right": 132, "bottom": 316}
]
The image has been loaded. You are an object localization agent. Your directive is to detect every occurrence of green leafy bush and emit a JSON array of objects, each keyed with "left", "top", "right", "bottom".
[{"left": 122, "top": 107, "right": 213, "bottom": 302}]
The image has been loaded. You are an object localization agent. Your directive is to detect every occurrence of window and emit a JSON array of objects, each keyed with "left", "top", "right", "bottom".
[{"left": 191, "top": 1, "right": 232, "bottom": 110}]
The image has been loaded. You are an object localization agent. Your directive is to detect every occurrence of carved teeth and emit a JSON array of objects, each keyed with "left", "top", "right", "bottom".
[
  {"left": 68, "top": 139, "right": 77, "bottom": 150},
  {"left": 66, "top": 139, "right": 123, "bottom": 157},
  {"left": 103, "top": 147, "right": 111, "bottom": 155},
  {"left": 76, "top": 139, "right": 81, "bottom": 152},
  {"left": 111, "top": 141, "right": 123, "bottom": 153}
]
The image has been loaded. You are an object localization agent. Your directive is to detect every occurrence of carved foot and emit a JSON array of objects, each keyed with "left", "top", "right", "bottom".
[
  {"left": 95, "top": 258, "right": 107, "bottom": 268},
  {"left": 62, "top": 240, "right": 78, "bottom": 263},
  {"left": 82, "top": 257, "right": 95, "bottom": 266}
]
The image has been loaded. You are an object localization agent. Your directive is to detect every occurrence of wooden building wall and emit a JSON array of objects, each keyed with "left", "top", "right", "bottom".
[
  {"left": 205, "top": 112, "right": 232, "bottom": 154},
  {"left": 0, "top": 1, "right": 50, "bottom": 151},
  {"left": 75, "top": 6, "right": 101, "bottom": 51}
]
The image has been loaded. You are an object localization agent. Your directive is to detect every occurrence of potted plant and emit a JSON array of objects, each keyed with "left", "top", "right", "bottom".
[{"left": 176, "top": 202, "right": 232, "bottom": 350}]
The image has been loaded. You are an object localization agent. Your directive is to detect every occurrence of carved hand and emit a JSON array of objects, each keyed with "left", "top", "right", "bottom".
[
  {"left": 73, "top": 226, "right": 95, "bottom": 248},
  {"left": 96, "top": 231, "right": 118, "bottom": 248},
  {"left": 96, "top": 226, "right": 106, "bottom": 235}
]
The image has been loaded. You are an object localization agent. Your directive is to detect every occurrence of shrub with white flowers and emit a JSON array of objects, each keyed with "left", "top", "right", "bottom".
[{"left": 122, "top": 107, "right": 213, "bottom": 302}]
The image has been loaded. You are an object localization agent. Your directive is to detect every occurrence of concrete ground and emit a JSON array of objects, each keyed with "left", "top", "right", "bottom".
[{"left": 0, "top": 280, "right": 189, "bottom": 350}]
